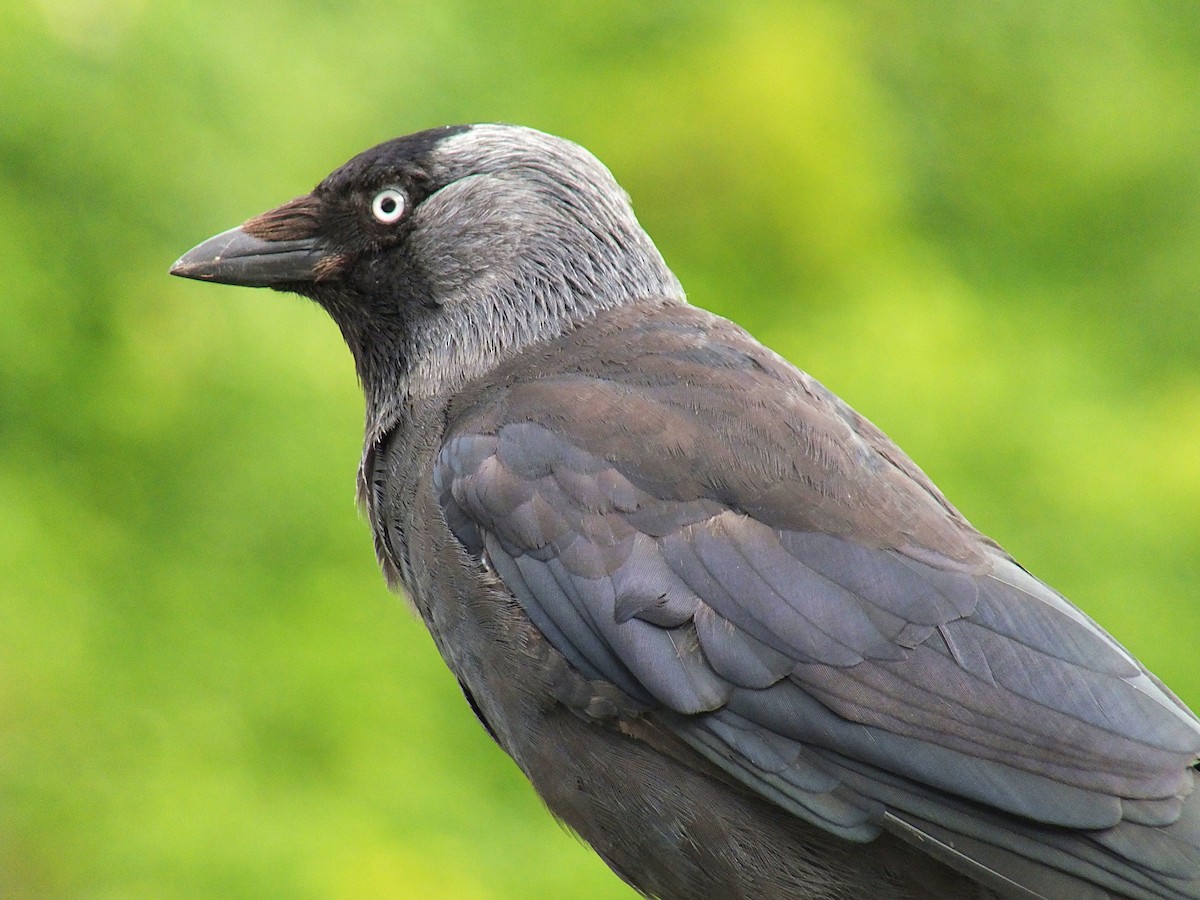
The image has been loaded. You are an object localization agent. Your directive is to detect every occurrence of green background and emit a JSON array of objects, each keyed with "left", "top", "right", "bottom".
[{"left": 4, "top": 2, "right": 1199, "bottom": 897}]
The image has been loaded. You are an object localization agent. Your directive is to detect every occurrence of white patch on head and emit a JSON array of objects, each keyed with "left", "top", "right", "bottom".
[
  {"left": 437, "top": 125, "right": 631, "bottom": 213},
  {"left": 375, "top": 123, "right": 686, "bottom": 406}
]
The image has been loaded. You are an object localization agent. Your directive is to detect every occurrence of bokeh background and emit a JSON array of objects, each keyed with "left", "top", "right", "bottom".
[{"left": 4, "top": 2, "right": 1200, "bottom": 897}]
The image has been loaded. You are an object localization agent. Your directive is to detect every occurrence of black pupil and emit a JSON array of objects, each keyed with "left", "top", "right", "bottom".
[{"left": 379, "top": 195, "right": 397, "bottom": 215}]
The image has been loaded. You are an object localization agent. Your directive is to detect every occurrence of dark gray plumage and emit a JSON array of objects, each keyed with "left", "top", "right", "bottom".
[{"left": 171, "top": 124, "right": 1200, "bottom": 899}]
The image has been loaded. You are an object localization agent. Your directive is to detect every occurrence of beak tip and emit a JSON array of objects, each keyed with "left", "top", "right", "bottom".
[
  {"left": 169, "top": 234, "right": 234, "bottom": 282},
  {"left": 169, "top": 255, "right": 212, "bottom": 280}
]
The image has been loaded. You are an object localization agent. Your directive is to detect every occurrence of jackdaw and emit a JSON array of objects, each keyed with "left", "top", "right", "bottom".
[{"left": 171, "top": 124, "right": 1200, "bottom": 899}]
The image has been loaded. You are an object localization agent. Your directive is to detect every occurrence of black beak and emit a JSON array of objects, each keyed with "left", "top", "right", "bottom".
[{"left": 170, "top": 195, "right": 337, "bottom": 287}]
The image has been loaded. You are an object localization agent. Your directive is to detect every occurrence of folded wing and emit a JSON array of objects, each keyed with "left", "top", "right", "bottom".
[{"left": 432, "top": 312, "right": 1200, "bottom": 899}]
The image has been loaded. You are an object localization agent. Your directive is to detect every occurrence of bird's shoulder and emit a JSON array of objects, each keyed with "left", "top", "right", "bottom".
[{"left": 443, "top": 298, "right": 989, "bottom": 569}]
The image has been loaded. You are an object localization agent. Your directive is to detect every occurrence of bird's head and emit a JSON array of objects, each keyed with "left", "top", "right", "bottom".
[{"left": 171, "top": 124, "right": 683, "bottom": 419}]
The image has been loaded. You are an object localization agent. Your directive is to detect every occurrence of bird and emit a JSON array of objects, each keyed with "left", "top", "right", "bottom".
[{"left": 171, "top": 123, "right": 1200, "bottom": 899}]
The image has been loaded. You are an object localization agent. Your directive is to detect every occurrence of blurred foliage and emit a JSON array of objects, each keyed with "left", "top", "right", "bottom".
[{"left": 2, "top": 1, "right": 1199, "bottom": 897}]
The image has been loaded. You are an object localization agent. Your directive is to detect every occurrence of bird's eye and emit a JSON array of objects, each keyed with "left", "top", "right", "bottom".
[{"left": 370, "top": 188, "right": 406, "bottom": 224}]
